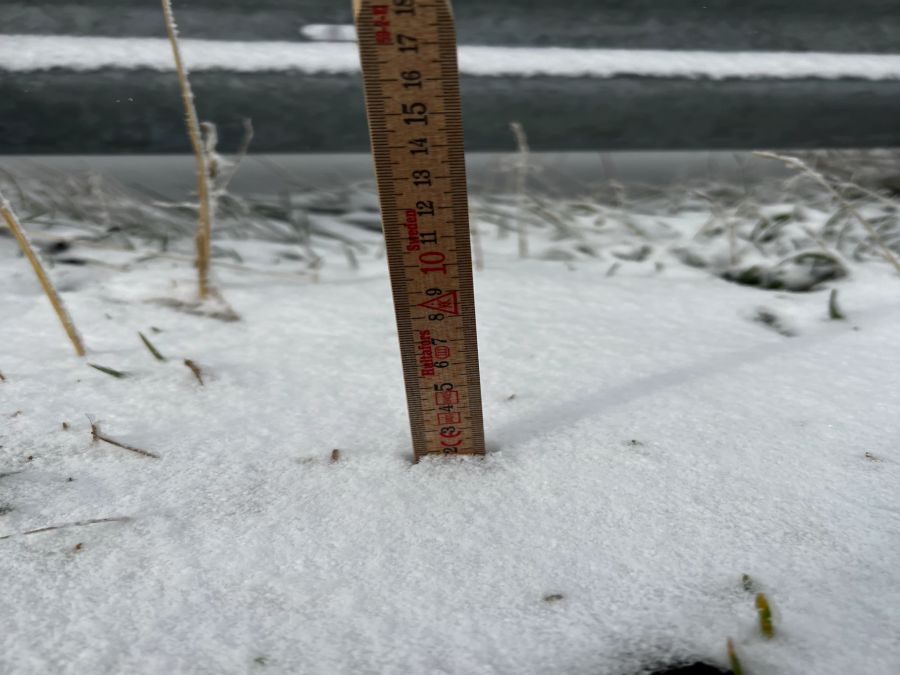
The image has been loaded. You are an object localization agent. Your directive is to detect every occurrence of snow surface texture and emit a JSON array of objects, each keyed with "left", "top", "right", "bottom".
[
  {"left": 3, "top": 34, "right": 900, "bottom": 80},
  {"left": 1, "top": 161, "right": 900, "bottom": 675}
]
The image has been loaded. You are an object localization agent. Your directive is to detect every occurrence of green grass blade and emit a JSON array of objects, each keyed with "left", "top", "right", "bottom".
[
  {"left": 138, "top": 331, "right": 166, "bottom": 361},
  {"left": 88, "top": 363, "right": 128, "bottom": 379}
]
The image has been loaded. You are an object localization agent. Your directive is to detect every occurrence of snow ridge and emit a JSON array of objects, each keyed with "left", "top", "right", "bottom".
[{"left": 2, "top": 34, "right": 900, "bottom": 80}]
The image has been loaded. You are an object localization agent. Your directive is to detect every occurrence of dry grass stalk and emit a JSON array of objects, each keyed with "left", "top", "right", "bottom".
[
  {"left": 510, "top": 121, "right": 530, "bottom": 259},
  {"left": 726, "top": 638, "right": 743, "bottom": 675},
  {"left": 755, "top": 151, "right": 900, "bottom": 274},
  {"left": 218, "top": 118, "right": 255, "bottom": 192},
  {"left": 0, "top": 516, "right": 131, "bottom": 540},
  {"left": 150, "top": 296, "right": 240, "bottom": 322},
  {"left": 1, "top": 194, "right": 86, "bottom": 356},
  {"left": 89, "top": 418, "right": 160, "bottom": 459},
  {"left": 828, "top": 288, "right": 845, "bottom": 320},
  {"left": 755, "top": 592, "right": 775, "bottom": 638},
  {"left": 342, "top": 242, "right": 359, "bottom": 270},
  {"left": 183, "top": 359, "right": 204, "bottom": 385},
  {"left": 161, "top": 0, "right": 214, "bottom": 298},
  {"left": 471, "top": 220, "right": 484, "bottom": 271}
]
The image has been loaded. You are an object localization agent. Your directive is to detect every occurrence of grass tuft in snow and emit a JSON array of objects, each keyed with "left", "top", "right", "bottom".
[
  {"left": 756, "top": 592, "right": 775, "bottom": 639},
  {"left": 723, "top": 252, "right": 846, "bottom": 293},
  {"left": 6, "top": 150, "right": 900, "bottom": 294},
  {"left": 828, "top": 288, "right": 845, "bottom": 320},
  {"left": 756, "top": 150, "right": 900, "bottom": 275},
  {"left": 741, "top": 574, "right": 754, "bottom": 593},
  {"left": 752, "top": 308, "right": 796, "bottom": 337}
]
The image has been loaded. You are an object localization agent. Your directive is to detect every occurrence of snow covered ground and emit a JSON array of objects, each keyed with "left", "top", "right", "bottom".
[
  {"left": 3, "top": 34, "right": 900, "bottom": 80},
  {"left": 1, "top": 165, "right": 899, "bottom": 674}
]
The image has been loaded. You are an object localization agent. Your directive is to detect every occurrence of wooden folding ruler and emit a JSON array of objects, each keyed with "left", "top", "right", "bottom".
[{"left": 354, "top": 0, "right": 485, "bottom": 459}]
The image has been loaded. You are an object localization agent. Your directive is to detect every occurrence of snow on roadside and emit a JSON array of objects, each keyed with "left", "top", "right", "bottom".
[
  {"left": 1, "top": 215, "right": 899, "bottom": 674},
  {"left": 2, "top": 34, "right": 900, "bottom": 80}
]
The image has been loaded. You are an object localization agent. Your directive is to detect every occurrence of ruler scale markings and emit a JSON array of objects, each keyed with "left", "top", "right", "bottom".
[{"left": 354, "top": 0, "right": 485, "bottom": 460}]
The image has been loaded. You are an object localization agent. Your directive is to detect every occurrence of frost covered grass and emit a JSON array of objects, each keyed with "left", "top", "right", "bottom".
[
  {"left": 1, "top": 152, "right": 900, "bottom": 674},
  {"left": 0, "top": 192, "right": 85, "bottom": 356},
  {"left": 160, "top": 0, "right": 215, "bottom": 301},
  {"left": 4, "top": 150, "right": 900, "bottom": 289}
]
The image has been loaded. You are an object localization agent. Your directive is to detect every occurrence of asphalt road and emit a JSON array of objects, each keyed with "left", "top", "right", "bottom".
[
  {"left": 4, "top": 0, "right": 900, "bottom": 51},
  {"left": 3, "top": 71, "right": 900, "bottom": 154},
  {"left": 2, "top": 1, "right": 900, "bottom": 153}
]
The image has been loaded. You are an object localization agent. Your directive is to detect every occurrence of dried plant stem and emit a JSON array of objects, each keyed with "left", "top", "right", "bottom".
[
  {"left": 1, "top": 195, "right": 86, "bottom": 356},
  {"left": 161, "top": 0, "right": 213, "bottom": 299},
  {"left": 136, "top": 252, "right": 313, "bottom": 280},
  {"left": 510, "top": 121, "right": 530, "bottom": 259},
  {"left": 755, "top": 151, "right": 900, "bottom": 274},
  {"left": 219, "top": 118, "right": 255, "bottom": 192},
  {"left": 90, "top": 419, "right": 160, "bottom": 459},
  {"left": 471, "top": 220, "right": 485, "bottom": 271},
  {"left": 0, "top": 516, "right": 131, "bottom": 541},
  {"left": 726, "top": 638, "right": 743, "bottom": 675},
  {"left": 828, "top": 288, "right": 845, "bottom": 320},
  {"left": 727, "top": 219, "right": 737, "bottom": 265},
  {"left": 755, "top": 592, "right": 775, "bottom": 638},
  {"left": 183, "top": 359, "right": 204, "bottom": 385}
]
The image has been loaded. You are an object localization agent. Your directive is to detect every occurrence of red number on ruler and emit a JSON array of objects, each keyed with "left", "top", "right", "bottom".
[
  {"left": 372, "top": 5, "right": 392, "bottom": 44},
  {"left": 419, "top": 251, "right": 446, "bottom": 275},
  {"left": 435, "top": 390, "right": 460, "bottom": 406},
  {"left": 437, "top": 412, "right": 461, "bottom": 425}
]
